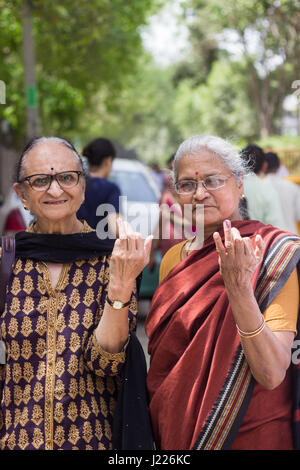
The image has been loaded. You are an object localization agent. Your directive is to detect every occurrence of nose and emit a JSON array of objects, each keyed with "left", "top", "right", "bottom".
[
  {"left": 193, "top": 181, "right": 209, "bottom": 200},
  {"left": 47, "top": 179, "right": 64, "bottom": 197}
]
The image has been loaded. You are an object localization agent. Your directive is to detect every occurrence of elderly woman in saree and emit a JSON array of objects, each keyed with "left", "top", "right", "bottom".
[
  {"left": 0, "top": 137, "right": 152, "bottom": 450},
  {"left": 145, "top": 135, "right": 300, "bottom": 450}
]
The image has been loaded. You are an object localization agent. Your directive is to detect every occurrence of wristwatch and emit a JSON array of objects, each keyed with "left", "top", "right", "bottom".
[{"left": 106, "top": 295, "right": 131, "bottom": 310}]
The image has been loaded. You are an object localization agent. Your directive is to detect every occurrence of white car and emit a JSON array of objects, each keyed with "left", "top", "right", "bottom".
[
  {"left": 0, "top": 189, "right": 33, "bottom": 236},
  {"left": 109, "top": 158, "right": 161, "bottom": 238}
]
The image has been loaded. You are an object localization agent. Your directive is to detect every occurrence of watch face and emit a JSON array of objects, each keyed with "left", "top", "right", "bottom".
[{"left": 113, "top": 301, "right": 123, "bottom": 309}]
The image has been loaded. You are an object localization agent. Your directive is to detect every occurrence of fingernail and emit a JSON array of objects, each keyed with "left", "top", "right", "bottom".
[{"left": 225, "top": 220, "right": 230, "bottom": 228}]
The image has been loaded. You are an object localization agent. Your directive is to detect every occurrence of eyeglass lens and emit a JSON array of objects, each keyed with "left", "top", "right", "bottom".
[
  {"left": 28, "top": 172, "right": 80, "bottom": 190},
  {"left": 176, "top": 176, "right": 229, "bottom": 193}
]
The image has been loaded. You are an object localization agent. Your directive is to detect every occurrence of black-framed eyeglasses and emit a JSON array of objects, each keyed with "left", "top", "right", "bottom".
[
  {"left": 20, "top": 170, "right": 83, "bottom": 191},
  {"left": 175, "top": 175, "right": 232, "bottom": 194}
]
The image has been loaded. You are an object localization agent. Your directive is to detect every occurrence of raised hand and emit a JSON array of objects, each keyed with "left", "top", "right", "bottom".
[
  {"left": 108, "top": 218, "right": 153, "bottom": 299},
  {"left": 213, "top": 219, "right": 265, "bottom": 290}
]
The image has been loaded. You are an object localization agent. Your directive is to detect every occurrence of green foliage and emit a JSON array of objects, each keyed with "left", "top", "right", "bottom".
[
  {"left": 179, "top": 0, "right": 300, "bottom": 138},
  {"left": 257, "top": 135, "right": 300, "bottom": 150},
  {"left": 79, "top": 53, "right": 180, "bottom": 162},
  {"left": 0, "top": 0, "right": 159, "bottom": 145},
  {"left": 1, "top": 0, "right": 299, "bottom": 161},
  {"left": 172, "top": 59, "right": 259, "bottom": 142}
]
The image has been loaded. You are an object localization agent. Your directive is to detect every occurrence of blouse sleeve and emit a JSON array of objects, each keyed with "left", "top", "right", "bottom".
[
  {"left": 159, "top": 241, "right": 186, "bottom": 284},
  {"left": 83, "top": 278, "right": 138, "bottom": 377},
  {"left": 263, "top": 267, "right": 299, "bottom": 334}
]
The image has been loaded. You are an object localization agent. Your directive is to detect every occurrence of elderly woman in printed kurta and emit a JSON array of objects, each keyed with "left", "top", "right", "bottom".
[{"left": 0, "top": 137, "right": 152, "bottom": 450}]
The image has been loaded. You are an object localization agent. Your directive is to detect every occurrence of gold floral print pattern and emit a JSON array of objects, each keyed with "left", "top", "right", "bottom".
[{"left": 0, "top": 223, "right": 138, "bottom": 450}]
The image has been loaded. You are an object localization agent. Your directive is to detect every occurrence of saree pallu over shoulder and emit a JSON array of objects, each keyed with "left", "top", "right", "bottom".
[{"left": 145, "top": 220, "right": 300, "bottom": 450}]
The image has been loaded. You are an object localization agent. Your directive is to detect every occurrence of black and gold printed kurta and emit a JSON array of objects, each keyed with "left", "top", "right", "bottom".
[{"left": 0, "top": 222, "right": 137, "bottom": 450}]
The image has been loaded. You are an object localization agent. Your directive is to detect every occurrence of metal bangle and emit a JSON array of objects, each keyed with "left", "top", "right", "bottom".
[{"left": 236, "top": 317, "right": 266, "bottom": 338}]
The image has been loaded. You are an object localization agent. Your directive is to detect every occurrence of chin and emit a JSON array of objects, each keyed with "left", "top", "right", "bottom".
[{"left": 41, "top": 210, "right": 71, "bottom": 220}]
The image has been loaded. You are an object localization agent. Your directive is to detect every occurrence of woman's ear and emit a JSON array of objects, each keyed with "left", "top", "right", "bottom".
[{"left": 13, "top": 182, "right": 28, "bottom": 208}]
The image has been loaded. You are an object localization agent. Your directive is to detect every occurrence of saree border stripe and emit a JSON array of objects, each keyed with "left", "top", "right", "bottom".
[
  {"left": 194, "top": 348, "right": 253, "bottom": 450},
  {"left": 194, "top": 234, "right": 300, "bottom": 450},
  {"left": 205, "top": 357, "right": 252, "bottom": 450},
  {"left": 213, "top": 361, "right": 253, "bottom": 449},
  {"left": 256, "top": 237, "right": 300, "bottom": 309}
]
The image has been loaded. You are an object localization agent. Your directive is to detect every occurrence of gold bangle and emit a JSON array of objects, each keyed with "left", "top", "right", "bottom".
[{"left": 236, "top": 317, "right": 266, "bottom": 339}]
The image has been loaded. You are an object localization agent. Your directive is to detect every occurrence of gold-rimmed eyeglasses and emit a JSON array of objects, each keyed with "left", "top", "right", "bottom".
[{"left": 175, "top": 175, "right": 232, "bottom": 195}]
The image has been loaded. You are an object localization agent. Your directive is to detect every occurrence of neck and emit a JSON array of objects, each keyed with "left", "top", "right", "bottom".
[
  {"left": 203, "top": 214, "right": 244, "bottom": 241},
  {"left": 89, "top": 167, "right": 108, "bottom": 178},
  {"left": 34, "top": 217, "right": 83, "bottom": 235}
]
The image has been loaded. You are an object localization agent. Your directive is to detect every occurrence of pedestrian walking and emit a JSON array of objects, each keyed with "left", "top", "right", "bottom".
[
  {"left": 77, "top": 137, "right": 121, "bottom": 235},
  {"left": 264, "top": 151, "right": 300, "bottom": 234},
  {"left": 240, "top": 144, "right": 286, "bottom": 228}
]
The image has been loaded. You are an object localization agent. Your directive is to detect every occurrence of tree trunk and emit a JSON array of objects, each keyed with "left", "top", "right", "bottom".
[{"left": 21, "top": 0, "right": 41, "bottom": 141}]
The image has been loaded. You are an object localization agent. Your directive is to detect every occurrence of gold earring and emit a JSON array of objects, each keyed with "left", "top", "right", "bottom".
[{"left": 24, "top": 205, "right": 28, "bottom": 210}]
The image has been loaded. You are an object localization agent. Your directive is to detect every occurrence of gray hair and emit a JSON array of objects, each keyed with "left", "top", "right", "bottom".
[
  {"left": 15, "top": 136, "right": 86, "bottom": 183},
  {"left": 172, "top": 135, "right": 249, "bottom": 183}
]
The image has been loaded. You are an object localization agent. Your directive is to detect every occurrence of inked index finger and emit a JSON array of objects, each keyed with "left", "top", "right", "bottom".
[{"left": 223, "top": 219, "right": 233, "bottom": 251}]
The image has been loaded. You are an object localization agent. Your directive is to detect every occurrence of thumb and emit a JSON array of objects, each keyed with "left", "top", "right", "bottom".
[
  {"left": 144, "top": 235, "right": 153, "bottom": 259},
  {"left": 254, "top": 235, "right": 264, "bottom": 261}
]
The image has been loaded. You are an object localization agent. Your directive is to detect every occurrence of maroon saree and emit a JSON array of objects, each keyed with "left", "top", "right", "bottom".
[{"left": 146, "top": 220, "right": 300, "bottom": 450}]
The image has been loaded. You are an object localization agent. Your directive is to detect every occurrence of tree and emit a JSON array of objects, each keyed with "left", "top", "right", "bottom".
[
  {"left": 172, "top": 59, "right": 259, "bottom": 142},
  {"left": 80, "top": 53, "right": 180, "bottom": 163},
  {"left": 0, "top": 0, "right": 160, "bottom": 146},
  {"left": 180, "top": 0, "right": 300, "bottom": 137}
]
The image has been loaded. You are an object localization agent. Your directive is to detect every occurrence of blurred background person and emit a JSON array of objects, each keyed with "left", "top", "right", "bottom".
[
  {"left": 148, "top": 153, "right": 195, "bottom": 271},
  {"left": 77, "top": 137, "right": 121, "bottom": 236},
  {"left": 240, "top": 144, "right": 285, "bottom": 228},
  {"left": 264, "top": 151, "right": 300, "bottom": 234},
  {"left": 150, "top": 162, "right": 165, "bottom": 193},
  {"left": 166, "top": 153, "right": 175, "bottom": 171}
]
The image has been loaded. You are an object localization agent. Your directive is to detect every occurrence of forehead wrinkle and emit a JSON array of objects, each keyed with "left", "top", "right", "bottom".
[
  {"left": 178, "top": 171, "right": 227, "bottom": 182},
  {"left": 177, "top": 152, "right": 230, "bottom": 181},
  {"left": 21, "top": 143, "right": 81, "bottom": 178}
]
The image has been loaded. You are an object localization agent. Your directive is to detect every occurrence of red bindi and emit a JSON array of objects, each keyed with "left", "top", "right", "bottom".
[{"left": 195, "top": 171, "right": 199, "bottom": 175}]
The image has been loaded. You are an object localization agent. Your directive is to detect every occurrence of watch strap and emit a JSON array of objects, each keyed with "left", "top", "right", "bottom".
[{"left": 106, "top": 295, "right": 131, "bottom": 309}]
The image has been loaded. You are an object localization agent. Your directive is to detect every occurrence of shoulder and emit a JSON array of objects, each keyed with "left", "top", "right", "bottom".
[
  {"left": 106, "top": 179, "right": 121, "bottom": 194},
  {"left": 91, "top": 177, "right": 120, "bottom": 195},
  {"left": 159, "top": 241, "right": 187, "bottom": 283}
]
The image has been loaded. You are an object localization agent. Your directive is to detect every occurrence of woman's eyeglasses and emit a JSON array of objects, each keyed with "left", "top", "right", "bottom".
[
  {"left": 175, "top": 175, "right": 232, "bottom": 194},
  {"left": 20, "top": 171, "right": 83, "bottom": 191}
]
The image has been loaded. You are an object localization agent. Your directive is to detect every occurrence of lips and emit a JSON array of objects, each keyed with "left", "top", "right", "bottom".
[
  {"left": 43, "top": 200, "right": 67, "bottom": 205},
  {"left": 192, "top": 205, "right": 215, "bottom": 210}
]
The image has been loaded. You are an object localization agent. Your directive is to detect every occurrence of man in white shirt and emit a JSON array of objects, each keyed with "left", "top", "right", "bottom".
[
  {"left": 264, "top": 152, "right": 300, "bottom": 234},
  {"left": 240, "top": 145, "right": 286, "bottom": 229}
]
